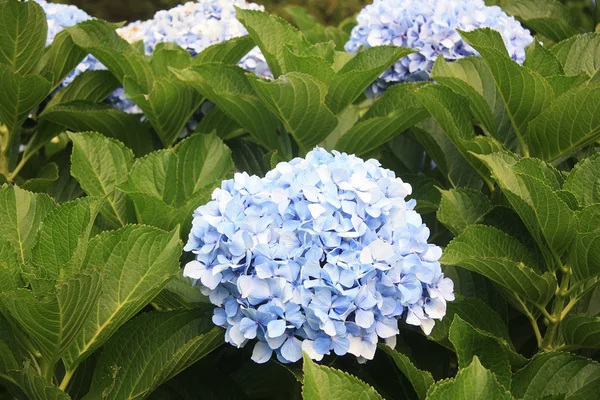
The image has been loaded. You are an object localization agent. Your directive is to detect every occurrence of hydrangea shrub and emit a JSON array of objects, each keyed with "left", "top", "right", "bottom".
[
  {"left": 2, "top": 0, "right": 600, "bottom": 398},
  {"left": 183, "top": 148, "right": 454, "bottom": 363},
  {"left": 345, "top": 0, "right": 534, "bottom": 94}
]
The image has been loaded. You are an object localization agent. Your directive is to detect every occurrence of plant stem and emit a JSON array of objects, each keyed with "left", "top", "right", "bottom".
[
  {"left": 540, "top": 268, "right": 572, "bottom": 350},
  {"left": 58, "top": 369, "right": 75, "bottom": 392}
]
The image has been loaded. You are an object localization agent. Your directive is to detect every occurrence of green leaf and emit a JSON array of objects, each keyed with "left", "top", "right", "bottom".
[
  {"left": 561, "top": 314, "right": 600, "bottom": 349},
  {"left": 0, "top": 185, "right": 55, "bottom": 265},
  {"left": 523, "top": 41, "right": 564, "bottom": 77},
  {"left": 0, "top": 270, "right": 103, "bottom": 366},
  {"left": 173, "top": 64, "right": 281, "bottom": 151},
  {"left": 426, "top": 357, "right": 512, "bottom": 400},
  {"left": 326, "top": 46, "right": 414, "bottom": 114},
  {"left": 235, "top": 8, "right": 312, "bottom": 78},
  {"left": 551, "top": 33, "right": 600, "bottom": 77},
  {"left": 511, "top": 352, "right": 600, "bottom": 399},
  {"left": 45, "top": 70, "right": 120, "bottom": 109},
  {"left": 429, "top": 296, "right": 512, "bottom": 345},
  {"left": 66, "top": 19, "right": 152, "bottom": 90},
  {"left": 0, "top": 0, "right": 47, "bottom": 74},
  {"left": 477, "top": 152, "right": 578, "bottom": 263},
  {"left": 228, "top": 138, "right": 269, "bottom": 177},
  {"left": 378, "top": 345, "right": 433, "bottom": 400},
  {"left": 449, "top": 316, "right": 525, "bottom": 389},
  {"left": 506, "top": 0, "right": 578, "bottom": 42},
  {"left": 64, "top": 225, "right": 182, "bottom": 371},
  {"left": 413, "top": 84, "right": 503, "bottom": 186},
  {"left": 301, "top": 353, "right": 383, "bottom": 400},
  {"left": 193, "top": 35, "right": 256, "bottom": 65},
  {"left": 152, "top": 274, "right": 209, "bottom": 310},
  {"left": 564, "top": 153, "right": 600, "bottom": 208},
  {"left": 193, "top": 106, "right": 242, "bottom": 140},
  {"left": 525, "top": 86, "right": 600, "bottom": 161},
  {"left": 335, "top": 84, "right": 428, "bottom": 156},
  {"left": 31, "top": 197, "right": 102, "bottom": 281},
  {"left": 37, "top": 30, "right": 87, "bottom": 89},
  {"left": 0, "top": 241, "right": 21, "bottom": 292},
  {"left": 251, "top": 72, "right": 338, "bottom": 152},
  {"left": 569, "top": 205, "right": 600, "bottom": 281},
  {"left": 20, "top": 163, "right": 60, "bottom": 193},
  {"left": 437, "top": 188, "right": 493, "bottom": 235},
  {"left": 285, "top": 5, "right": 319, "bottom": 31},
  {"left": 0, "top": 64, "right": 52, "bottom": 135},
  {"left": 69, "top": 132, "right": 135, "bottom": 229},
  {"left": 5, "top": 366, "right": 71, "bottom": 400},
  {"left": 40, "top": 101, "right": 154, "bottom": 157},
  {"left": 459, "top": 28, "right": 554, "bottom": 155},
  {"left": 442, "top": 225, "right": 556, "bottom": 305},
  {"left": 86, "top": 308, "right": 222, "bottom": 400}
]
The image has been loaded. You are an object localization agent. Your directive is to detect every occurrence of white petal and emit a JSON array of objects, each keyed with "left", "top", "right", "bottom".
[
  {"left": 308, "top": 203, "right": 327, "bottom": 219},
  {"left": 252, "top": 341, "right": 273, "bottom": 364},
  {"left": 183, "top": 260, "right": 205, "bottom": 280},
  {"left": 302, "top": 340, "right": 324, "bottom": 362}
]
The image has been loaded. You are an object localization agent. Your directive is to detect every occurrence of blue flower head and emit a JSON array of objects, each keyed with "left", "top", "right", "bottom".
[
  {"left": 345, "top": 0, "right": 534, "bottom": 96},
  {"left": 37, "top": 0, "right": 105, "bottom": 87},
  {"left": 184, "top": 148, "right": 454, "bottom": 364}
]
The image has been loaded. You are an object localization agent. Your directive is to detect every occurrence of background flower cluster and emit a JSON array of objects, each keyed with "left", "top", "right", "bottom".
[{"left": 184, "top": 148, "right": 454, "bottom": 363}]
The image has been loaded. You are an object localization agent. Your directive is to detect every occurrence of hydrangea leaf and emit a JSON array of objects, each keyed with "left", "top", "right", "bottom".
[
  {"left": 0, "top": 269, "right": 103, "bottom": 366},
  {"left": 460, "top": 28, "right": 554, "bottom": 156},
  {"left": 378, "top": 345, "right": 434, "bottom": 400},
  {"left": 569, "top": 205, "right": 600, "bottom": 281},
  {"left": 152, "top": 274, "right": 210, "bottom": 310},
  {"left": 563, "top": 153, "right": 600, "bottom": 208},
  {"left": 551, "top": 33, "right": 600, "bottom": 77},
  {"left": 3, "top": 366, "right": 71, "bottom": 400},
  {"left": 281, "top": 46, "right": 335, "bottom": 84},
  {"left": 0, "top": 241, "right": 22, "bottom": 292},
  {"left": 39, "top": 101, "right": 154, "bottom": 157},
  {"left": 426, "top": 357, "right": 512, "bottom": 400},
  {"left": 525, "top": 86, "right": 600, "bottom": 161},
  {"left": 437, "top": 188, "right": 493, "bottom": 236},
  {"left": 0, "top": 0, "right": 47, "bottom": 75},
  {"left": 335, "top": 84, "right": 428, "bottom": 156},
  {"left": 429, "top": 295, "right": 511, "bottom": 346},
  {"left": 414, "top": 84, "right": 503, "bottom": 187},
  {"left": 124, "top": 75, "right": 204, "bottom": 147},
  {"left": 477, "top": 152, "right": 578, "bottom": 264},
  {"left": 235, "top": 8, "right": 313, "bottom": 78},
  {"left": 66, "top": 19, "right": 153, "bottom": 90},
  {"left": 64, "top": 225, "right": 182, "bottom": 371},
  {"left": 325, "top": 46, "right": 414, "bottom": 114},
  {"left": 301, "top": 353, "right": 383, "bottom": 400},
  {"left": 523, "top": 40, "right": 564, "bottom": 77},
  {"left": 511, "top": 352, "right": 600, "bottom": 399},
  {"left": 442, "top": 225, "right": 556, "bottom": 306},
  {"left": 449, "top": 315, "right": 527, "bottom": 389},
  {"left": 20, "top": 163, "right": 60, "bottom": 193},
  {"left": 228, "top": 138, "right": 270, "bottom": 177},
  {"left": 0, "top": 185, "right": 55, "bottom": 264},
  {"left": 69, "top": 132, "right": 135, "bottom": 229},
  {"left": 0, "top": 337, "right": 19, "bottom": 372},
  {"left": 0, "top": 64, "right": 52, "bottom": 137},
  {"left": 86, "top": 308, "right": 222, "bottom": 400},
  {"left": 561, "top": 314, "right": 600, "bottom": 349},
  {"left": 193, "top": 35, "right": 256, "bottom": 65},
  {"left": 250, "top": 72, "right": 338, "bottom": 152},
  {"left": 32, "top": 196, "right": 103, "bottom": 281},
  {"left": 37, "top": 29, "right": 87, "bottom": 89},
  {"left": 430, "top": 56, "right": 505, "bottom": 143},
  {"left": 45, "top": 70, "right": 121, "bottom": 109},
  {"left": 194, "top": 106, "right": 243, "bottom": 140},
  {"left": 505, "top": 0, "right": 578, "bottom": 43},
  {"left": 172, "top": 64, "right": 281, "bottom": 151}
]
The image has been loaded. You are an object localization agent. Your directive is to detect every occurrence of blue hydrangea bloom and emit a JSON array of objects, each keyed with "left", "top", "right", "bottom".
[
  {"left": 345, "top": 0, "right": 534, "bottom": 95},
  {"left": 184, "top": 148, "right": 454, "bottom": 364},
  {"left": 37, "top": 0, "right": 105, "bottom": 87},
  {"left": 109, "top": 0, "right": 272, "bottom": 124}
]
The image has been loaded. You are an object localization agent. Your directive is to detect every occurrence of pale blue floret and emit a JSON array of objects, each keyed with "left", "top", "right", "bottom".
[
  {"left": 109, "top": 0, "right": 272, "bottom": 128},
  {"left": 184, "top": 148, "right": 455, "bottom": 364},
  {"left": 37, "top": 0, "right": 106, "bottom": 87},
  {"left": 345, "top": 0, "right": 534, "bottom": 95}
]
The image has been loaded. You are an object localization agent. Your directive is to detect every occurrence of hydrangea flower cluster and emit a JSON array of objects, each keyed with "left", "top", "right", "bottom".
[
  {"left": 37, "top": 0, "right": 105, "bottom": 87},
  {"left": 110, "top": 0, "right": 271, "bottom": 119},
  {"left": 184, "top": 148, "right": 454, "bottom": 364},
  {"left": 345, "top": 0, "right": 534, "bottom": 95}
]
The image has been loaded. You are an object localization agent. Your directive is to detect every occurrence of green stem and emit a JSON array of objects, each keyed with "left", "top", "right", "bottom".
[
  {"left": 0, "top": 124, "right": 15, "bottom": 178},
  {"left": 515, "top": 296, "right": 542, "bottom": 347},
  {"left": 540, "top": 268, "right": 572, "bottom": 350},
  {"left": 58, "top": 369, "right": 75, "bottom": 392}
]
